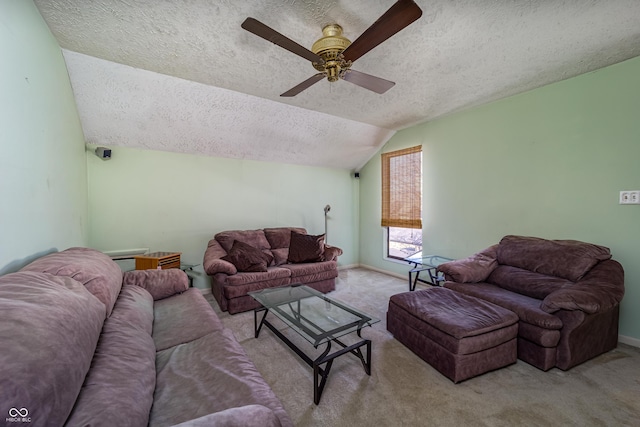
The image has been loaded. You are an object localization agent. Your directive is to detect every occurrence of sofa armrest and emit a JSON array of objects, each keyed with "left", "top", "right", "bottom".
[
  {"left": 205, "top": 259, "right": 237, "bottom": 276},
  {"left": 203, "top": 238, "right": 237, "bottom": 275},
  {"left": 171, "top": 405, "right": 282, "bottom": 427},
  {"left": 324, "top": 245, "right": 343, "bottom": 262},
  {"left": 541, "top": 259, "right": 624, "bottom": 314},
  {"left": 437, "top": 244, "right": 498, "bottom": 283},
  {"left": 122, "top": 269, "right": 188, "bottom": 300}
]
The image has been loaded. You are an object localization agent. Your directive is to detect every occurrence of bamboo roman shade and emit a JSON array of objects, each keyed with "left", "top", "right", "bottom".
[{"left": 381, "top": 145, "right": 422, "bottom": 229}]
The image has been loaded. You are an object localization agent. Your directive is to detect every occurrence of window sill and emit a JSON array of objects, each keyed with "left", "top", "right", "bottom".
[{"left": 383, "top": 256, "right": 409, "bottom": 266}]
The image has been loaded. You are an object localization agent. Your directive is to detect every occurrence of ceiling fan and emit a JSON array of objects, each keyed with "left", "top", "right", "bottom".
[{"left": 241, "top": 0, "right": 422, "bottom": 97}]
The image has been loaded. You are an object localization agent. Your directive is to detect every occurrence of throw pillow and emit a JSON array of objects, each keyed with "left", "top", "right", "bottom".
[
  {"left": 288, "top": 231, "right": 325, "bottom": 263},
  {"left": 261, "top": 249, "right": 275, "bottom": 267},
  {"left": 222, "top": 240, "right": 269, "bottom": 272}
]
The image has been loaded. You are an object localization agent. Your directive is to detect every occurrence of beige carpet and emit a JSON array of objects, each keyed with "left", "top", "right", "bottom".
[{"left": 207, "top": 268, "right": 640, "bottom": 426}]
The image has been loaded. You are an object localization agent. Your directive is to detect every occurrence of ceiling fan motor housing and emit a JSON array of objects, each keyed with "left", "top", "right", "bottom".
[{"left": 312, "top": 24, "right": 352, "bottom": 81}]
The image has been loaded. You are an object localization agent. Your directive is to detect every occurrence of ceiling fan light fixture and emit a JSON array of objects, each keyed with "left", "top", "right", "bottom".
[
  {"left": 241, "top": 0, "right": 422, "bottom": 96},
  {"left": 311, "top": 24, "right": 352, "bottom": 82},
  {"left": 311, "top": 24, "right": 351, "bottom": 57}
]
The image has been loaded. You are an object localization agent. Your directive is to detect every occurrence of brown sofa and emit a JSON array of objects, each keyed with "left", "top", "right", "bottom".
[
  {"left": 437, "top": 235, "right": 625, "bottom": 371},
  {"left": 0, "top": 247, "right": 292, "bottom": 427},
  {"left": 203, "top": 227, "right": 342, "bottom": 314}
]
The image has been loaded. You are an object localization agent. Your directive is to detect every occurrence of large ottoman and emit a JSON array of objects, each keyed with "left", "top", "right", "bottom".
[{"left": 387, "top": 287, "right": 519, "bottom": 382}]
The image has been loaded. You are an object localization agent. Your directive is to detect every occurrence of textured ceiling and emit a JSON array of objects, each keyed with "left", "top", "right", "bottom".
[
  {"left": 63, "top": 50, "right": 393, "bottom": 169},
  {"left": 34, "top": 0, "right": 640, "bottom": 170}
]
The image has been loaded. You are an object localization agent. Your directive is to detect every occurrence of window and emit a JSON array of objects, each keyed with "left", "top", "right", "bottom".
[
  {"left": 381, "top": 145, "right": 422, "bottom": 259},
  {"left": 388, "top": 226, "right": 422, "bottom": 259}
]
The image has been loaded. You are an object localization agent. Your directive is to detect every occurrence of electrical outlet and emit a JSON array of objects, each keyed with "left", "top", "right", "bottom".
[{"left": 619, "top": 190, "right": 640, "bottom": 204}]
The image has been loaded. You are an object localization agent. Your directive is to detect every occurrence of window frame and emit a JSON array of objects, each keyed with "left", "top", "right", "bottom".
[{"left": 380, "top": 145, "right": 423, "bottom": 260}]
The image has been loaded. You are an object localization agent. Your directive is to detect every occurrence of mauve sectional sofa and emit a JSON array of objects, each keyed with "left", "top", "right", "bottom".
[
  {"left": 203, "top": 227, "right": 342, "bottom": 314},
  {"left": 0, "top": 247, "right": 292, "bottom": 427},
  {"left": 438, "top": 235, "right": 625, "bottom": 371}
]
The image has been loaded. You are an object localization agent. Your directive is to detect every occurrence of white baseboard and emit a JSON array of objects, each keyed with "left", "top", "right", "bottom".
[
  {"left": 197, "top": 287, "right": 211, "bottom": 295},
  {"left": 619, "top": 335, "right": 640, "bottom": 348},
  {"left": 337, "top": 263, "right": 360, "bottom": 271},
  {"left": 357, "top": 264, "right": 406, "bottom": 281}
]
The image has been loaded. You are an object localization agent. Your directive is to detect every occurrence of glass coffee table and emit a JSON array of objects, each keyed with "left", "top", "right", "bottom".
[
  {"left": 404, "top": 252, "right": 454, "bottom": 291},
  {"left": 249, "top": 284, "right": 379, "bottom": 404}
]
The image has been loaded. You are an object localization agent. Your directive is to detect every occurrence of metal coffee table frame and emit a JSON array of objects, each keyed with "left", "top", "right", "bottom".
[
  {"left": 404, "top": 253, "right": 454, "bottom": 291},
  {"left": 250, "top": 285, "right": 378, "bottom": 404}
]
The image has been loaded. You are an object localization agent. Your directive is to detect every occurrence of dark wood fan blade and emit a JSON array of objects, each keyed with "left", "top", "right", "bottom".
[
  {"left": 341, "top": 0, "right": 422, "bottom": 63},
  {"left": 242, "top": 18, "right": 324, "bottom": 64},
  {"left": 341, "top": 69, "right": 395, "bottom": 94},
  {"left": 280, "top": 73, "right": 326, "bottom": 97}
]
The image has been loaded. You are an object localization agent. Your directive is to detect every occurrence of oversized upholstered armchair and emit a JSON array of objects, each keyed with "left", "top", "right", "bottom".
[{"left": 437, "top": 235, "right": 625, "bottom": 371}]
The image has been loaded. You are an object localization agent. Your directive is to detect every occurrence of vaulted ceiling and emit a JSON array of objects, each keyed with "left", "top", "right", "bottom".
[{"left": 34, "top": 0, "right": 640, "bottom": 170}]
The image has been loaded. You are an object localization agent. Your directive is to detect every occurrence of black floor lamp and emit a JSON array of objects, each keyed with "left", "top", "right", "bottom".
[{"left": 324, "top": 204, "right": 331, "bottom": 244}]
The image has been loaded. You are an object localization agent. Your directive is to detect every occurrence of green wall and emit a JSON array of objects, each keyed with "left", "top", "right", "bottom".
[
  {"left": 0, "top": 1, "right": 88, "bottom": 273},
  {"left": 5, "top": 0, "right": 638, "bottom": 342},
  {"left": 360, "top": 56, "right": 640, "bottom": 342},
  {"left": 87, "top": 146, "right": 359, "bottom": 290}
]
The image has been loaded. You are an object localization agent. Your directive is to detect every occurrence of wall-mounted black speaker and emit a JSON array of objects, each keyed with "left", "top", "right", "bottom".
[
  {"left": 95, "top": 147, "right": 112, "bottom": 160},
  {"left": 354, "top": 172, "right": 360, "bottom": 178}
]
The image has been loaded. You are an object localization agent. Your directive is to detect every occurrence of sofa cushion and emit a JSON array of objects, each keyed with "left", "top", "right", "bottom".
[
  {"left": 223, "top": 267, "right": 292, "bottom": 299},
  {"left": 271, "top": 248, "right": 289, "bottom": 266},
  {"left": 263, "top": 250, "right": 276, "bottom": 267},
  {"left": 496, "top": 235, "right": 611, "bottom": 281},
  {"left": 20, "top": 247, "right": 123, "bottom": 317},
  {"left": 444, "top": 282, "right": 563, "bottom": 330},
  {"left": 487, "top": 265, "right": 573, "bottom": 300},
  {"left": 123, "top": 268, "right": 189, "bottom": 300},
  {"left": 264, "top": 227, "right": 306, "bottom": 249},
  {"left": 151, "top": 329, "right": 292, "bottom": 427},
  {"left": 65, "top": 285, "right": 156, "bottom": 427},
  {"left": 215, "top": 229, "right": 271, "bottom": 252},
  {"left": 281, "top": 260, "right": 338, "bottom": 283},
  {"left": 222, "top": 240, "right": 270, "bottom": 272},
  {"left": 0, "top": 272, "right": 105, "bottom": 427},
  {"left": 153, "top": 288, "right": 225, "bottom": 351},
  {"left": 288, "top": 231, "right": 325, "bottom": 263}
]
